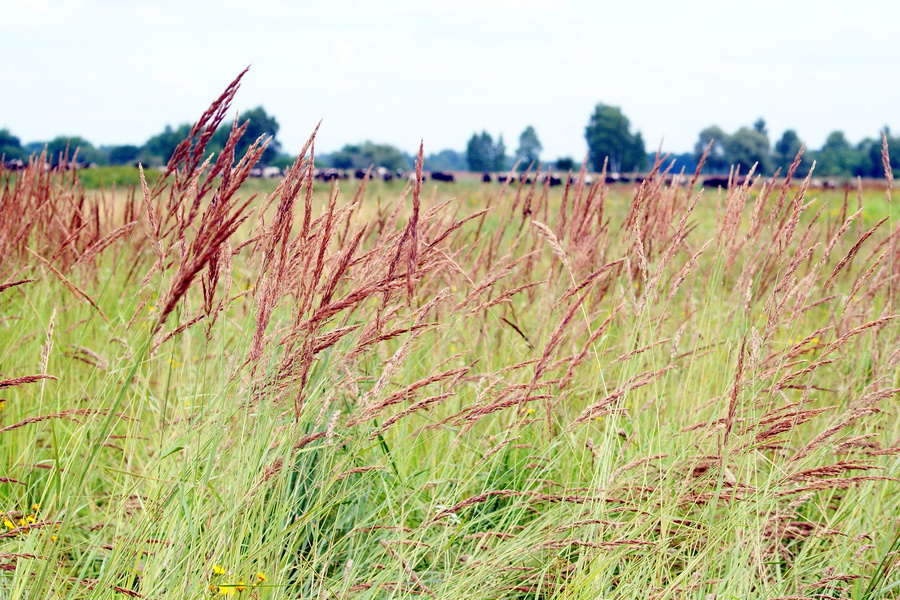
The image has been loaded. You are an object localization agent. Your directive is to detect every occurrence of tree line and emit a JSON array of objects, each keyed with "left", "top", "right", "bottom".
[
  {"left": 2, "top": 103, "right": 897, "bottom": 178},
  {"left": 0, "top": 107, "right": 284, "bottom": 169}
]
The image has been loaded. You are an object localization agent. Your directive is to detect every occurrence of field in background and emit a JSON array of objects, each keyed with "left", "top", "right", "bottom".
[{"left": 1, "top": 76, "right": 899, "bottom": 600}]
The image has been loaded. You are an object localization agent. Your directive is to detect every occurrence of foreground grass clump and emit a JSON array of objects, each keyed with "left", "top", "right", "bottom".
[{"left": 1, "top": 74, "right": 899, "bottom": 599}]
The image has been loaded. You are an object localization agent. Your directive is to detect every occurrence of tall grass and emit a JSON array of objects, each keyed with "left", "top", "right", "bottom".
[{"left": 1, "top": 73, "right": 898, "bottom": 599}]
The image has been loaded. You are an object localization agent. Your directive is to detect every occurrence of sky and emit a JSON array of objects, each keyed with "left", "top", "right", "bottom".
[{"left": 1, "top": 0, "right": 898, "bottom": 160}]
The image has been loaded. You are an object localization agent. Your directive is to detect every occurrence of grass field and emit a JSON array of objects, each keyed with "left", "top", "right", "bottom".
[{"left": 2, "top": 81, "right": 899, "bottom": 600}]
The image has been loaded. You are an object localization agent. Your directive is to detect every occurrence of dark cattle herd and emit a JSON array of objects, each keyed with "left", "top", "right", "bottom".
[{"left": 0, "top": 158, "right": 843, "bottom": 189}]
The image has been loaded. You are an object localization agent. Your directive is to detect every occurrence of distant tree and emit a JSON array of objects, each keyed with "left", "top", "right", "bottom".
[
  {"left": 584, "top": 104, "right": 646, "bottom": 173},
  {"left": 231, "top": 106, "right": 281, "bottom": 165},
  {"left": 725, "top": 126, "right": 772, "bottom": 175},
  {"left": 515, "top": 126, "right": 542, "bottom": 169},
  {"left": 107, "top": 145, "right": 142, "bottom": 165},
  {"left": 45, "top": 136, "right": 107, "bottom": 166},
  {"left": 143, "top": 124, "right": 192, "bottom": 165},
  {"left": 753, "top": 118, "right": 768, "bottom": 135},
  {"left": 425, "top": 149, "right": 466, "bottom": 172},
  {"left": 466, "top": 132, "right": 496, "bottom": 172},
  {"left": 494, "top": 135, "right": 507, "bottom": 171},
  {"left": 329, "top": 141, "right": 410, "bottom": 171},
  {"left": 693, "top": 126, "right": 730, "bottom": 173},
  {"left": 0, "top": 129, "right": 26, "bottom": 161},
  {"left": 773, "top": 129, "right": 803, "bottom": 172},
  {"left": 268, "top": 155, "right": 296, "bottom": 170},
  {"left": 815, "top": 130, "right": 862, "bottom": 176},
  {"left": 555, "top": 157, "right": 575, "bottom": 171},
  {"left": 857, "top": 130, "right": 900, "bottom": 178},
  {"left": 668, "top": 152, "right": 700, "bottom": 175}
]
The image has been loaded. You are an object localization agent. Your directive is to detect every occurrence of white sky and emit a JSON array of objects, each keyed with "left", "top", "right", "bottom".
[{"left": 1, "top": 0, "right": 897, "bottom": 159}]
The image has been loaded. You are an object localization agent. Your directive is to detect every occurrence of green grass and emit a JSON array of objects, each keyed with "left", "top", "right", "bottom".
[{"left": 1, "top": 145, "right": 898, "bottom": 600}]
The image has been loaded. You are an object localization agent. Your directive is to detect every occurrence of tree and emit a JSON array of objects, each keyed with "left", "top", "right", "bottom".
[
  {"left": 45, "top": 136, "right": 107, "bottom": 166},
  {"left": 555, "top": 157, "right": 575, "bottom": 171},
  {"left": 773, "top": 129, "right": 803, "bottom": 172},
  {"left": 466, "top": 132, "right": 497, "bottom": 172},
  {"left": 857, "top": 130, "right": 900, "bottom": 178},
  {"left": 143, "top": 124, "right": 193, "bottom": 165},
  {"left": 329, "top": 141, "right": 409, "bottom": 171},
  {"left": 107, "top": 145, "right": 142, "bottom": 165},
  {"left": 425, "top": 149, "right": 466, "bottom": 172},
  {"left": 584, "top": 104, "right": 646, "bottom": 173},
  {"left": 753, "top": 118, "right": 768, "bottom": 135},
  {"left": 693, "top": 126, "right": 730, "bottom": 173},
  {"left": 515, "top": 126, "right": 542, "bottom": 169},
  {"left": 494, "top": 135, "right": 507, "bottom": 171},
  {"left": 725, "top": 127, "right": 772, "bottom": 175},
  {"left": 227, "top": 106, "right": 282, "bottom": 165},
  {"left": 815, "top": 130, "right": 862, "bottom": 176},
  {"left": 0, "top": 129, "right": 26, "bottom": 162}
]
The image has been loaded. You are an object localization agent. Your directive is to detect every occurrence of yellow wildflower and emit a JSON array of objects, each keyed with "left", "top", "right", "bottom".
[
  {"left": 31, "top": 503, "right": 40, "bottom": 512},
  {"left": 0, "top": 400, "right": 5, "bottom": 410},
  {"left": 236, "top": 581, "right": 245, "bottom": 591},
  {"left": 212, "top": 564, "right": 226, "bottom": 576},
  {"left": 17, "top": 518, "right": 26, "bottom": 527},
  {"left": 50, "top": 535, "right": 57, "bottom": 541},
  {"left": 26, "top": 515, "right": 35, "bottom": 524},
  {"left": 526, "top": 408, "right": 535, "bottom": 415},
  {"left": 218, "top": 585, "right": 236, "bottom": 596},
  {"left": 3, "top": 519, "right": 14, "bottom": 530},
  {"left": 256, "top": 572, "right": 266, "bottom": 583}
]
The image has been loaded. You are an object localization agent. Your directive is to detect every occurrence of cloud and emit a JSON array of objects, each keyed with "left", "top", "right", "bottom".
[
  {"left": 333, "top": 41, "right": 358, "bottom": 65},
  {"left": 135, "top": 4, "right": 161, "bottom": 20},
  {"left": 154, "top": 71, "right": 201, "bottom": 94}
]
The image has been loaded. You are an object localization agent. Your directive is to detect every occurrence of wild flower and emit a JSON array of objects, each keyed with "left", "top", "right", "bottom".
[
  {"left": 3, "top": 519, "right": 14, "bottom": 530},
  {"left": 212, "top": 564, "right": 226, "bottom": 576},
  {"left": 217, "top": 585, "right": 236, "bottom": 596},
  {"left": 256, "top": 572, "right": 266, "bottom": 583}
]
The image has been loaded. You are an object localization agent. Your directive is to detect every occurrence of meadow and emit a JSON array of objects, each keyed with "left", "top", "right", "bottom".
[{"left": 1, "top": 77, "right": 899, "bottom": 599}]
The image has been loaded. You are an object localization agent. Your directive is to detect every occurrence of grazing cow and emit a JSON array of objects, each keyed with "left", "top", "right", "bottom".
[
  {"left": 548, "top": 175, "right": 562, "bottom": 186},
  {"left": 430, "top": 171, "right": 455, "bottom": 182},
  {"left": 482, "top": 173, "right": 492, "bottom": 183},
  {"left": 702, "top": 176, "right": 729, "bottom": 188},
  {"left": 497, "top": 174, "right": 514, "bottom": 183},
  {"left": 262, "top": 166, "right": 282, "bottom": 178},
  {"left": 354, "top": 169, "right": 369, "bottom": 179},
  {"left": 316, "top": 168, "right": 343, "bottom": 182}
]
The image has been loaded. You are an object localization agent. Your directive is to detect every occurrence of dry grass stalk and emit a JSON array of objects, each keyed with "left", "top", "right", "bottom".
[
  {"left": 0, "top": 278, "right": 36, "bottom": 294},
  {"left": 379, "top": 540, "right": 436, "bottom": 599},
  {"left": 26, "top": 249, "right": 108, "bottom": 322},
  {"left": 0, "top": 374, "right": 58, "bottom": 390}
]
